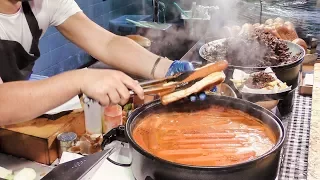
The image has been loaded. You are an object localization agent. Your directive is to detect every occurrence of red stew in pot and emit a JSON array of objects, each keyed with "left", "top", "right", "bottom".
[{"left": 132, "top": 106, "right": 276, "bottom": 166}]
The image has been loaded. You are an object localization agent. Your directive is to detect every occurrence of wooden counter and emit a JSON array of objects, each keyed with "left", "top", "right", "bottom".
[
  {"left": 308, "top": 63, "right": 320, "bottom": 180},
  {"left": 0, "top": 111, "right": 85, "bottom": 165}
]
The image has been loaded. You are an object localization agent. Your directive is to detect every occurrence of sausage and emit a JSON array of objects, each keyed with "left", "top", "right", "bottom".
[
  {"left": 274, "top": 17, "right": 284, "bottom": 25},
  {"left": 256, "top": 24, "right": 266, "bottom": 31},
  {"left": 162, "top": 133, "right": 237, "bottom": 141},
  {"left": 264, "top": 26, "right": 281, "bottom": 39},
  {"left": 181, "top": 60, "right": 228, "bottom": 83},
  {"left": 157, "top": 61, "right": 228, "bottom": 98},
  {"left": 157, "top": 149, "right": 238, "bottom": 158},
  {"left": 253, "top": 23, "right": 260, "bottom": 28},
  {"left": 292, "top": 38, "right": 308, "bottom": 51},
  {"left": 285, "top": 23, "right": 299, "bottom": 40},
  {"left": 276, "top": 23, "right": 298, "bottom": 41},
  {"left": 172, "top": 138, "right": 247, "bottom": 144},
  {"left": 238, "top": 23, "right": 254, "bottom": 36},
  {"left": 284, "top": 21, "right": 295, "bottom": 29},
  {"left": 265, "top": 19, "right": 274, "bottom": 25},
  {"left": 160, "top": 71, "right": 226, "bottom": 105}
]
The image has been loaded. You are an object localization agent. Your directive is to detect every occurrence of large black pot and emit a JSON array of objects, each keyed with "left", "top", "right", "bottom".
[
  {"left": 223, "top": 41, "right": 305, "bottom": 115},
  {"left": 224, "top": 40, "right": 305, "bottom": 89},
  {"left": 102, "top": 95, "right": 285, "bottom": 180}
]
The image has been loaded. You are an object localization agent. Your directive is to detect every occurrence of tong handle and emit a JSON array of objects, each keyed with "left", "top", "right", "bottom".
[
  {"left": 132, "top": 60, "right": 228, "bottom": 96},
  {"left": 130, "top": 84, "right": 177, "bottom": 96}
]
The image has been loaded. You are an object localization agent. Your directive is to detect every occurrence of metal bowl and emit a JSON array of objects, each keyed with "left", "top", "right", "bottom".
[
  {"left": 206, "top": 83, "right": 237, "bottom": 98},
  {"left": 210, "top": 83, "right": 279, "bottom": 110},
  {"left": 255, "top": 100, "right": 279, "bottom": 111}
]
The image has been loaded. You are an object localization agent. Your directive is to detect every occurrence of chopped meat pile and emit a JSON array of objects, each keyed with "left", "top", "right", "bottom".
[
  {"left": 245, "top": 72, "right": 275, "bottom": 89},
  {"left": 226, "top": 29, "right": 300, "bottom": 67}
]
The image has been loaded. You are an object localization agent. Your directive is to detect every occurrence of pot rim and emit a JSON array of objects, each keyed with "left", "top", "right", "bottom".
[
  {"left": 126, "top": 95, "right": 286, "bottom": 171},
  {"left": 200, "top": 39, "right": 306, "bottom": 70}
]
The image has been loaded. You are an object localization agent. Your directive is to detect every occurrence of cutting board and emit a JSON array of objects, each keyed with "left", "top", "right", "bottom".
[{"left": 0, "top": 111, "right": 85, "bottom": 165}]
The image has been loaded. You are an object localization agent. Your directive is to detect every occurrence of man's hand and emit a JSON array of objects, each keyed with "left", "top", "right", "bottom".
[{"left": 79, "top": 69, "right": 144, "bottom": 106}]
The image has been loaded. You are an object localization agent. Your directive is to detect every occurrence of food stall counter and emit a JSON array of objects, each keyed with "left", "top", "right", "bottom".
[{"left": 180, "top": 37, "right": 318, "bottom": 180}]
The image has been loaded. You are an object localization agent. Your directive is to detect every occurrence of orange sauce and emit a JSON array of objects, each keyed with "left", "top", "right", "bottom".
[{"left": 133, "top": 106, "right": 276, "bottom": 166}]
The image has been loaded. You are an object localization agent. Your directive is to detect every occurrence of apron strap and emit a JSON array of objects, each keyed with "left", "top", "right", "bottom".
[{"left": 22, "top": 1, "right": 42, "bottom": 57}]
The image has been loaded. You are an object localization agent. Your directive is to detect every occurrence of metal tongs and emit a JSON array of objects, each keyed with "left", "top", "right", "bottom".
[{"left": 129, "top": 62, "right": 224, "bottom": 97}]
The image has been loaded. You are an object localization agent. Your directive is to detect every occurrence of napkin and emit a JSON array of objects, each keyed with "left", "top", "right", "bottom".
[
  {"left": 45, "top": 96, "right": 82, "bottom": 115},
  {"left": 304, "top": 73, "right": 314, "bottom": 86}
]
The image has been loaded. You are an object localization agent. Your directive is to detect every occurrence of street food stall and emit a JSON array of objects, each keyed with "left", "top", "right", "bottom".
[{"left": 0, "top": 0, "right": 319, "bottom": 180}]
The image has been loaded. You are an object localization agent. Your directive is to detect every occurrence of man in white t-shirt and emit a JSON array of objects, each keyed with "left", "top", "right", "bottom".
[{"left": 0, "top": 0, "right": 206, "bottom": 125}]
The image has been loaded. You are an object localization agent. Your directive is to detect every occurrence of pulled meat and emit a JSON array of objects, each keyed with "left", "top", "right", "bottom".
[
  {"left": 245, "top": 72, "right": 275, "bottom": 89},
  {"left": 226, "top": 29, "right": 300, "bottom": 67}
]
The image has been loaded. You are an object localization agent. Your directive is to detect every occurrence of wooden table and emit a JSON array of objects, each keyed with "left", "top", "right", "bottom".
[{"left": 0, "top": 111, "right": 85, "bottom": 165}]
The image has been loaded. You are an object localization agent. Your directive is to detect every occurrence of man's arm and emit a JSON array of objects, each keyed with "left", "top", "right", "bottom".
[
  {"left": 56, "top": 12, "right": 173, "bottom": 79},
  {"left": 0, "top": 71, "right": 80, "bottom": 125},
  {"left": 0, "top": 68, "right": 144, "bottom": 125}
]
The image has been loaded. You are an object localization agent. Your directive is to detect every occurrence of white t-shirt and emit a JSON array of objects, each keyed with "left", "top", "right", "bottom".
[{"left": 0, "top": 0, "right": 82, "bottom": 54}]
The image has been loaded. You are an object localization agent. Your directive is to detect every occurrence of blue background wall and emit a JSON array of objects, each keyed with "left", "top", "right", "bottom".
[{"left": 33, "top": 0, "right": 149, "bottom": 77}]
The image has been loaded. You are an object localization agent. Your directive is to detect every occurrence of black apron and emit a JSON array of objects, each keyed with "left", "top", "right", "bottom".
[{"left": 0, "top": 1, "right": 42, "bottom": 82}]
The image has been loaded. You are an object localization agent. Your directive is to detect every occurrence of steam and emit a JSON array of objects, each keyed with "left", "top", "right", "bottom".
[
  {"left": 226, "top": 29, "right": 270, "bottom": 67},
  {"left": 135, "top": 0, "right": 250, "bottom": 60}
]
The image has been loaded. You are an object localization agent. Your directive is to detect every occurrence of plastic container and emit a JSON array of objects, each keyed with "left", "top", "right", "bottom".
[
  {"left": 102, "top": 105, "right": 123, "bottom": 134},
  {"left": 83, "top": 95, "right": 103, "bottom": 134},
  {"left": 109, "top": 15, "right": 152, "bottom": 36},
  {"left": 57, "top": 132, "right": 77, "bottom": 158}
]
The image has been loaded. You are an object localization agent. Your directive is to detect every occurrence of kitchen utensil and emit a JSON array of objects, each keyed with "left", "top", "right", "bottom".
[
  {"left": 85, "top": 61, "right": 225, "bottom": 100},
  {"left": 131, "top": 61, "right": 227, "bottom": 96},
  {"left": 42, "top": 143, "right": 124, "bottom": 180},
  {"left": 101, "top": 95, "right": 285, "bottom": 180}
]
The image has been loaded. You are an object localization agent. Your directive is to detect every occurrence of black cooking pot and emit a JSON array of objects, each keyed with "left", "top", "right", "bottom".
[
  {"left": 102, "top": 95, "right": 285, "bottom": 180},
  {"left": 223, "top": 41, "right": 305, "bottom": 115},
  {"left": 224, "top": 40, "right": 305, "bottom": 90}
]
